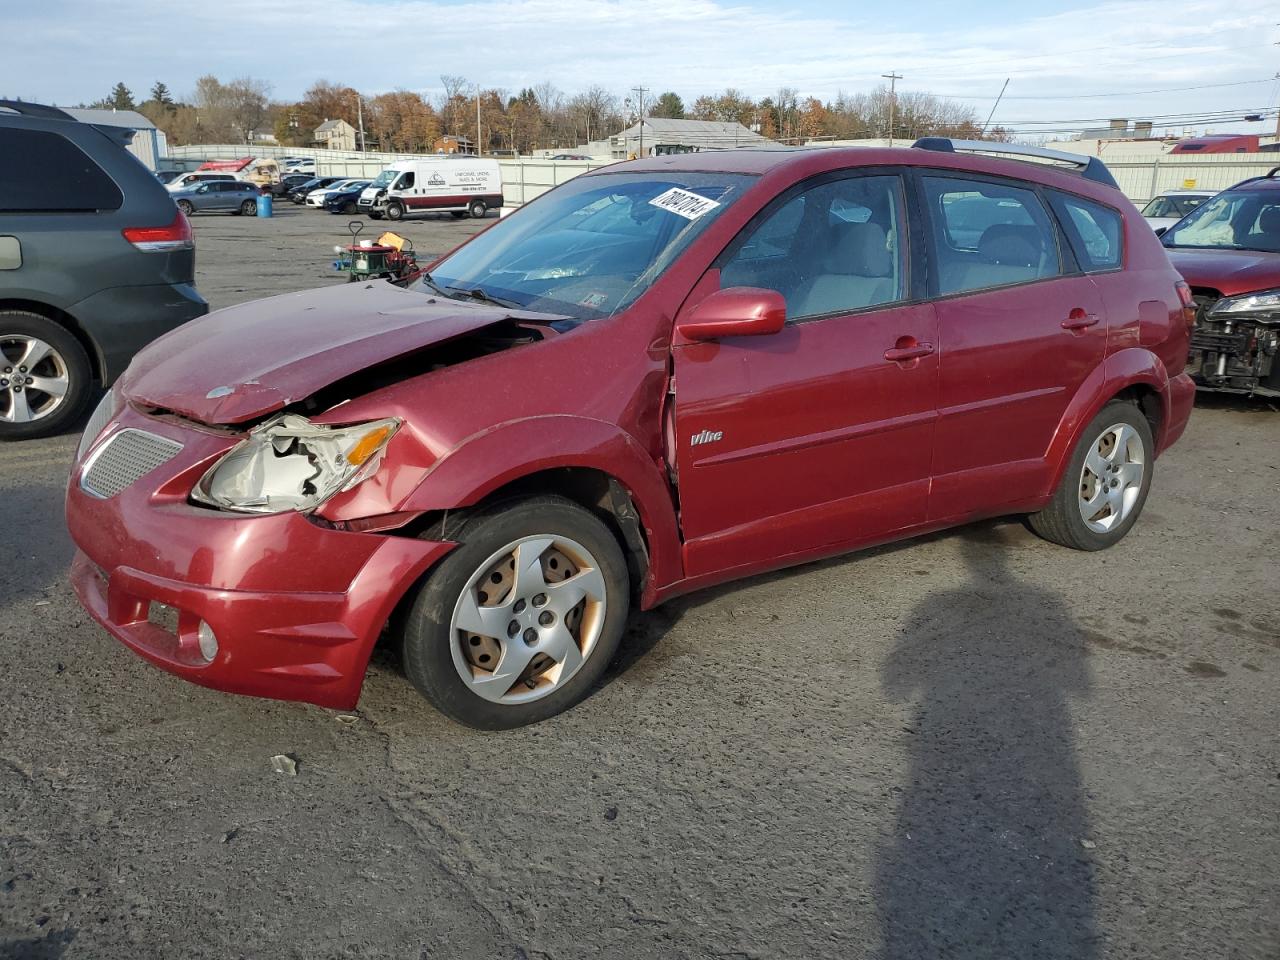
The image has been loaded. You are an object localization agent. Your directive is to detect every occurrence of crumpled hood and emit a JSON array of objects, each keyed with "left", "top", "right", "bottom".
[
  {"left": 121, "top": 282, "right": 549, "bottom": 424},
  {"left": 1165, "top": 248, "right": 1280, "bottom": 298}
]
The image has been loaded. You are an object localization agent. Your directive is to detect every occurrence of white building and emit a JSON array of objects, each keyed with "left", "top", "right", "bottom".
[
  {"left": 610, "top": 118, "right": 769, "bottom": 158},
  {"left": 64, "top": 107, "right": 162, "bottom": 170}
]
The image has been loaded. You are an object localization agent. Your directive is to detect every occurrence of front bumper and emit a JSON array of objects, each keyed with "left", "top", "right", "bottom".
[
  {"left": 1186, "top": 309, "right": 1280, "bottom": 397},
  {"left": 66, "top": 407, "right": 453, "bottom": 709}
]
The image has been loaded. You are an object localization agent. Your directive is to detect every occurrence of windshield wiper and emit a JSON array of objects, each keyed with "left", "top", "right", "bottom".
[
  {"left": 445, "top": 285, "right": 522, "bottom": 309},
  {"left": 414, "top": 272, "right": 452, "bottom": 298}
]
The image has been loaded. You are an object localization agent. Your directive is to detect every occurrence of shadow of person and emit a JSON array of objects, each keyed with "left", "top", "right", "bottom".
[{"left": 876, "top": 534, "right": 1099, "bottom": 959}]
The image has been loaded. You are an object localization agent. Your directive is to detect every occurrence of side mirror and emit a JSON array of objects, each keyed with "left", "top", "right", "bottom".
[
  {"left": 1153, "top": 226, "right": 1168, "bottom": 237},
  {"left": 676, "top": 287, "right": 786, "bottom": 342}
]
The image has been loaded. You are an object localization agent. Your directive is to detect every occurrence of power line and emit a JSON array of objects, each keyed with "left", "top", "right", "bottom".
[{"left": 927, "top": 78, "right": 1280, "bottom": 101}]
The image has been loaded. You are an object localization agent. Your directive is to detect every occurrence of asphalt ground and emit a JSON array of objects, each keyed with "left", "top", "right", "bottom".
[{"left": 2, "top": 204, "right": 1278, "bottom": 960}]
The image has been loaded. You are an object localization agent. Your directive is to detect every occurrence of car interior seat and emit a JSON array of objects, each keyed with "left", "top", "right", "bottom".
[{"left": 792, "top": 221, "right": 897, "bottom": 317}]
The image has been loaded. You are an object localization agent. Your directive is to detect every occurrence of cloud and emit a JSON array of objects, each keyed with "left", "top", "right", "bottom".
[{"left": 5, "top": 0, "right": 1277, "bottom": 131}]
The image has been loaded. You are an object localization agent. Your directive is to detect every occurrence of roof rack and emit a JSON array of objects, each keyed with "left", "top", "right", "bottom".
[
  {"left": 0, "top": 100, "right": 75, "bottom": 122},
  {"left": 911, "top": 137, "right": 1119, "bottom": 189}
]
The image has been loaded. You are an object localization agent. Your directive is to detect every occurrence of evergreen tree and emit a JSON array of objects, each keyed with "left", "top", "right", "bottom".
[
  {"left": 150, "top": 81, "right": 173, "bottom": 106},
  {"left": 108, "top": 82, "right": 134, "bottom": 110}
]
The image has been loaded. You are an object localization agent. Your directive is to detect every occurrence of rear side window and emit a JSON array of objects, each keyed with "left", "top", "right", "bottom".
[
  {"left": 0, "top": 128, "right": 123, "bottom": 212},
  {"left": 923, "top": 176, "right": 1061, "bottom": 296},
  {"left": 1050, "top": 193, "right": 1123, "bottom": 271}
]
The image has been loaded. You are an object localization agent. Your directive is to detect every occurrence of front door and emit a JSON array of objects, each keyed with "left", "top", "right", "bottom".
[
  {"left": 917, "top": 173, "right": 1109, "bottom": 520},
  {"left": 671, "top": 172, "right": 939, "bottom": 579}
]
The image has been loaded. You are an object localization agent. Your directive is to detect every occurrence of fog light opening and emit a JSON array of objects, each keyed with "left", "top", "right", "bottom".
[{"left": 196, "top": 620, "right": 219, "bottom": 663}]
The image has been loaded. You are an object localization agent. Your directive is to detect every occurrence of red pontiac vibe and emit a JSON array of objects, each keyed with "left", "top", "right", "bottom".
[
  {"left": 66, "top": 140, "right": 1196, "bottom": 729},
  {"left": 1158, "top": 168, "right": 1280, "bottom": 397}
]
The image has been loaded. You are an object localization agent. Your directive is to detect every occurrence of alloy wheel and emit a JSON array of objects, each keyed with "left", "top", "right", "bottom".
[
  {"left": 0, "top": 335, "right": 70, "bottom": 424},
  {"left": 1078, "top": 422, "right": 1145, "bottom": 533},
  {"left": 449, "top": 534, "right": 607, "bottom": 705}
]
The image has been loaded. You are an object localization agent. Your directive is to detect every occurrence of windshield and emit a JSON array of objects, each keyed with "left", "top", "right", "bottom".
[
  {"left": 371, "top": 169, "right": 399, "bottom": 188},
  {"left": 416, "top": 171, "right": 756, "bottom": 321},
  {"left": 1142, "top": 194, "right": 1209, "bottom": 219},
  {"left": 1163, "top": 189, "right": 1280, "bottom": 252}
]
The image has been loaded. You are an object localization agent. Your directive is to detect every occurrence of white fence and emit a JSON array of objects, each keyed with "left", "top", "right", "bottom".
[
  {"left": 168, "top": 143, "right": 1280, "bottom": 207},
  {"left": 166, "top": 144, "right": 617, "bottom": 206}
]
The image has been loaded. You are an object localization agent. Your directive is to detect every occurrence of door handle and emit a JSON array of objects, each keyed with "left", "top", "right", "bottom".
[
  {"left": 1062, "top": 308, "right": 1100, "bottom": 331},
  {"left": 884, "top": 339, "right": 934, "bottom": 363}
]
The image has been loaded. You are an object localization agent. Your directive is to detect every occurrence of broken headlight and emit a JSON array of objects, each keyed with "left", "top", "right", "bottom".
[
  {"left": 1210, "top": 288, "right": 1280, "bottom": 318},
  {"left": 192, "top": 414, "right": 400, "bottom": 515}
]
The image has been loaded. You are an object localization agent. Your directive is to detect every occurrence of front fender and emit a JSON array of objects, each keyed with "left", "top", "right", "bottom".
[
  {"left": 1042, "top": 347, "right": 1171, "bottom": 499},
  {"left": 400, "top": 416, "right": 683, "bottom": 604}
]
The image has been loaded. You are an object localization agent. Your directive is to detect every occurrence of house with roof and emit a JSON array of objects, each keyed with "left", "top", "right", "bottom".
[
  {"left": 609, "top": 118, "right": 770, "bottom": 159},
  {"left": 313, "top": 118, "right": 357, "bottom": 152}
]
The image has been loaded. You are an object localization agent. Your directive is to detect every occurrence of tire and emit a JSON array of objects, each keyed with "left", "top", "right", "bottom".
[
  {"left": 450, "top": 210, "right": 467, "bottom": 219},
  {"left": 342, "top": 200, "right": 357, "bottom": 214},
  {"left": 401, "top": 495, "right": 630, "bottom": 730},
  {"left": 240, "top": 199, "right": 257, "bottom": 216},
  {"left": 1028, "top": 399, "right": 1155, "bottom": 551},
  {"left": 468, "top": 199, "right": 487, "bottom": 219},
  {"left": 176, "top": 199, "right": 194, "bottom": 216},
  {"left": 0, "top": 310, "right": 94, "bottom": 441},
  {"left": 385, "top": 202, "right": 404, "bottom": 221}
]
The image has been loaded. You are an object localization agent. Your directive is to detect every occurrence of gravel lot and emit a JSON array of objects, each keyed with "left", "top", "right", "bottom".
[{"left": 2, "top": 207, "right": 1278, "bottom": 960}]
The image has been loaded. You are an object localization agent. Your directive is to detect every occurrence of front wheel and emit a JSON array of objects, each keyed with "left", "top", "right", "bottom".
[
  {"left": 468, "top": 199, "right": 487, "bottom": 219},
  {"left": 0, "top": 311, "right": 93, "bottom": 440},
  {"left": 385, "top": 202, "right": 404, "bottom": 221},
  {"left": 1028, "top": 399, "right": 1154, "bottom": 550},
  {"left": 401, "top": 496, "right": 629, "bottom": 729},
  {"left": 342, "top": 200, "right": 357, "bottom": 214}
]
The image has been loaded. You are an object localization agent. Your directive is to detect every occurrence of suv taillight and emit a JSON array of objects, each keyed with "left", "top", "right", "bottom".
[
  {"left": 1175, "top": 281, "right": 1197, "bottom": 331},
  {"left": 122, "top": 211, "right": 194, "bottom": 252}
]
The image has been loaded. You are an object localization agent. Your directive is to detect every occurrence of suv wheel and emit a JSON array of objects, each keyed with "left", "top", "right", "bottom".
[
  {"left": 468, "top": 199, "right": 487, "bottom": 219},
  {"left": 385, "top": 201, "right": 404, "bottom": 221},
  {"left": 238, "top": 199, "right": 258, "bottom": 216},
  {"left": 0, "top": 311, "right": 93, "bottom": 440},
  {"left": 1028, "top": 399, "right": 1154, "bottom": 550},
  {"left": 401, "top": 495, "right": 629, "bottom": 729},
  {"left": 176, "top": 199, "right": 194, "bottom": 216}
]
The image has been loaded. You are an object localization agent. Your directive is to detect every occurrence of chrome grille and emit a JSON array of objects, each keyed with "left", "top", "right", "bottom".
[{"left": 81, "top": 428, "right": 184, "bottom": 498}]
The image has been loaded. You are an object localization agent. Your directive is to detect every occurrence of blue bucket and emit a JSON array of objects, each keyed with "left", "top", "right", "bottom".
[{"left": 256, "top": 193, "right": 273, "bottom": 218}]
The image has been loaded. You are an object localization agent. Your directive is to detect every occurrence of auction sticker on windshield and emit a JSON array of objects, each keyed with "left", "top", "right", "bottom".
[{"left": 649, "top": 187, "right": 721, "bottom": 220}]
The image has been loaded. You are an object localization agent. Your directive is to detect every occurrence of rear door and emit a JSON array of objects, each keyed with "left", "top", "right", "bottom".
[
  {"left": 919, "top": 172, "right": 1107, "bottom": 520},
  {"left": 671, "top": 170, "right": 939, "bottom": 578}
]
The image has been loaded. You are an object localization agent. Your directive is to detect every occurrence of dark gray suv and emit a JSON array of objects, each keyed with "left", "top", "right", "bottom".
[{"left": 0, "top": 101, "right": 208, "bottom": 439}]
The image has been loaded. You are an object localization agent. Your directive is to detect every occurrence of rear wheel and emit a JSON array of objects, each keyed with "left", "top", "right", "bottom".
[
  {"left": 0, "top": 311, "right": 93, "bottom": 441},
  {"left": 385, "top": 201, "right": 404, "bottom": 221},
  {"left": 176, "top": 199, "right": 194, "bottom": 216},
  {"left": 240, "top": 199, "right": 257, "bottom": 216},
  {"left": 1028, "top": 399, "right": 1154, "bottom": 550},
  {"left": 342, "top": 200, "right": 357, "bottom": 214},
  {"left": 468, "top": 199, "right": 487, "bottom": 219},
  {"left": 401, "top": 496, "right": 629, "bottom": 729}
]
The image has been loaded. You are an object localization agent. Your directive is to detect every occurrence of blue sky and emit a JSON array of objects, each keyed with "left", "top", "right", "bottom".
[{"left": 5, "top": 0, "right": 1278, "bottom": 138}]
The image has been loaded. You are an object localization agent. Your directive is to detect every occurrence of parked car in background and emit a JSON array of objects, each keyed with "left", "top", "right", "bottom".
[
  {"left": 165, "top": 171, "right": 235, "bottom": 192},
  {"left": 322, "top": 181, "right": 372, "bottom": 214},
  {"left": 0, "top": 100, "right": 206, "bottom": 439},
  {"left": 171, "top": 180, "right": 262, "bottom": 217},
  {"left": 360, "top": 158, "right": 503, "bottom": 220},
  {"left": 283, "top": 158, "right": 315, "bottom": 174},
  {"left": 1141, "top": 189, "right": 1215, "bottom": 232},
  {"left": 288, "top": 176, "right": 342, "bottom": 203},
  {"left": 1162, "top": 169, "right": 1280, "bottom": 396},
  {"left": 65, "top": 139, "right": 1193, "bottom": 728},
  {"left": 305, "top": 179, "right": 367, "bottom": 208},
  {"left": 277, "top": 173, "right": 314, "bottom": 195}
]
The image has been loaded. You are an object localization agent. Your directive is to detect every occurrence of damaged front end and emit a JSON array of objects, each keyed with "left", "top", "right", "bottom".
[{"left": 1188, "top": 289, "right": 1280, "bottom": 397}]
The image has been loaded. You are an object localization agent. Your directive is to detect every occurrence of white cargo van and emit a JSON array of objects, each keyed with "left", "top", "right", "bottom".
[{"left": 358, "top": 158, "right": 503, "bottom": 221}]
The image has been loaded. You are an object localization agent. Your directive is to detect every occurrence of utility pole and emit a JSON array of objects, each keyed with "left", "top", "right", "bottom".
[
  {"left": 882, "top": 71, "right": 902, "bottom": 147},
  {"left": 631, "top": 85, "right": 649, "bottom": 157},
  {"left": 354, "top": 94, "right": 365, "bottom": 152},
  {"left": 476, "top": 84, "right": 483, "bottom": 156}
]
